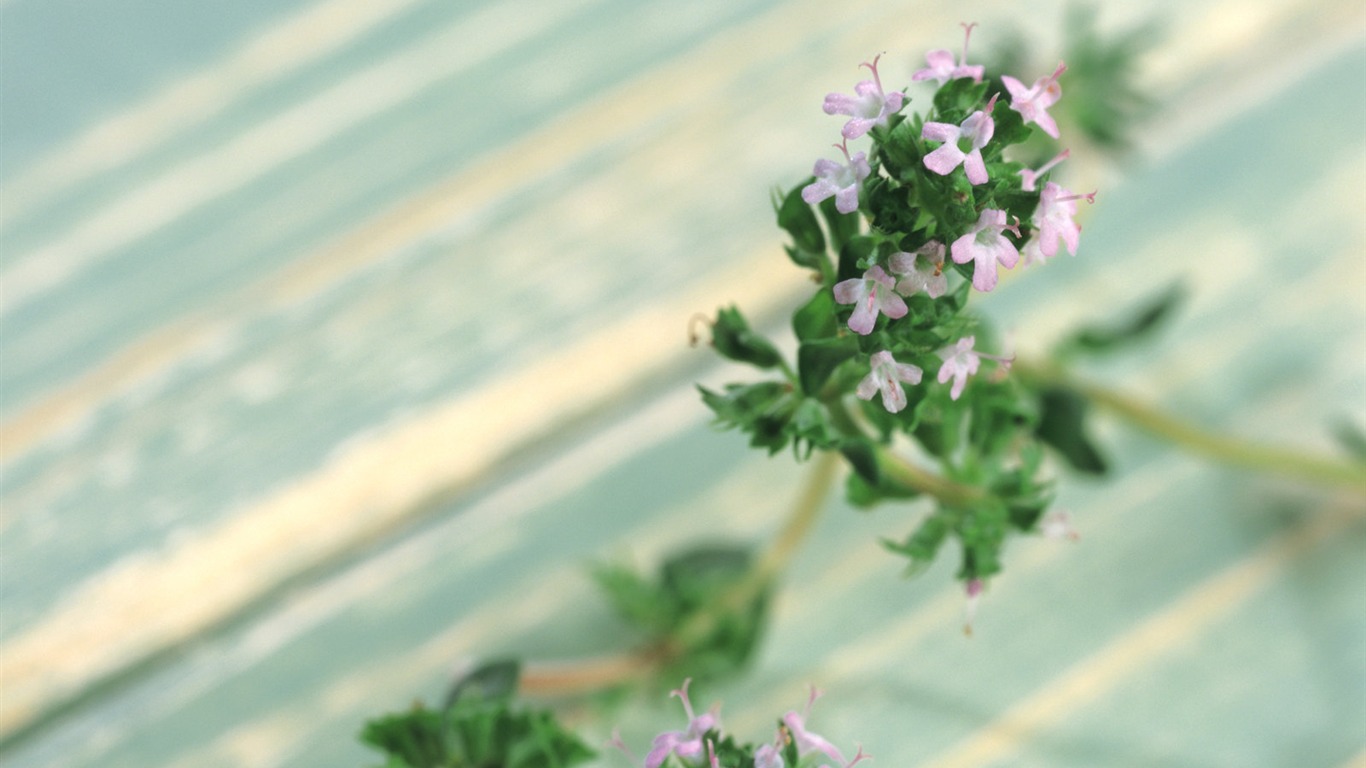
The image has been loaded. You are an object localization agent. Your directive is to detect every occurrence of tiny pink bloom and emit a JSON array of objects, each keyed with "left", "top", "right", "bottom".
[
  {"left": 1042, "top": 510, "right": 1080, "bottom": 541},
  {"left": 833, "top": 266, "right": 907, "bottom": 335},
  {"left": 912, "top": 22, "right": 985, "bottom": 85},
  {"left": 963, "top": 578, "right": 985, "bottom": 636},
  {"left": 802, "top": 139, "right": 871, "bottom": 214},
  {"left": 645, "top": 679, "right": 720, "bottom": 768},
  {"left": 755, "top": 743, "right": 785, "bottom": 768},
  {"left": 937, "top": 336, "right": 981, "bottom": 400},
  {"left": 1002, "top": 61, "right": 1066, "bottom": 139},
  {"left": 856, "top": 350, "right": 923, "bottom": 413},
  {"left": 921, "top": 94, "right": 997, "bottom": 185},
  {"left": 888, "top": 241, "right": 948, "bottom": 299},
  {"left": 781, "top": 687, "right": 846, "bottom": 765},
  {"left": 950, "top": 208, "right": 1020, "bottom": 292},
  {"left": 1018, "top": 148, "right": 1070, "bottom": 192},
  {"left": 1030, "top": 182, "right": 1092, "bottom": 259},
  {"left": 823, "top": 53, "right": 906, "bottom": 139}
]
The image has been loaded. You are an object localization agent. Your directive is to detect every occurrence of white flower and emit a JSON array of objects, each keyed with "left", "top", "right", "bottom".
[{"left": 856, "top": 350, "right": 923, "bottom": 413}]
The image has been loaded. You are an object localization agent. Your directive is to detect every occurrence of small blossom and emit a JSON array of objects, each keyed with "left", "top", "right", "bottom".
[
  {"left": 1042, "top": 510, "right": 1080, "bottom": 541},
  {"left": 950, "top": 208, "right": 1020, "bottom": 292},
  {"left": 856, "top": 350, "right": 923, "bottom": 413},
  {"left": 781, "top": 687, "right": 845, "bottom": 765},
  {"left": 936, "top": 336, "right": 981, "bottom": 400},
  {"left": 833, "top": 266, "right": 907, "bottom": 335},
  {"left": 888, "top": 241, "right": 947, "bottom": 299},
  {"left": 1018, "top": 148, "right": 1070, "bottom": 192},
  {"left": 802, "top": 139, "right": 870, "bottom": 214},
  {"left": 1002, "top": 61, "right": 1066, "bottom": 139},
  {"left": 921, "top": 93, "right": 997, "bottom": 185},
  {"left": 755, "top": 744, "right": 785, "bottom": 768},
  {"left": 1031, "top": 182, "right": 1093, "bottom": 259},
  {"left": 912, "top": 22, "right": 985, "bottom": 85},
  {"left": 645, "top": 679, "right": 719, "bottom": 768},
  {"left": 963, "top": 578, "right": 985, "bottom": 636},
  {"left": 823, "top": 54, "right": 906, "bottom": 139}
]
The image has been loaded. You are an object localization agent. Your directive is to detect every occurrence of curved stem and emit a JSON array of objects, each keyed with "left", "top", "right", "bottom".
[
  {"left": 668, "top": 449, "right": 840, "bottom": 653},
  {"left": 827, "top": 396, "right": 985, "bottom": 508},
  {"left": 518, "top": 450, "right": 841, "bottom": 697},
  {"left": 1018, "top": 360, "right": 1366, "bottom": 495},
  {"left": 876, "top": 447, "right": 985, "bottom": 508}
]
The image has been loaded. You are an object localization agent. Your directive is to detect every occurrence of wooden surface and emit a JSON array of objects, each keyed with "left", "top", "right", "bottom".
[{"left": 1, "top": 0, "right": 1363, "bottom": 765}]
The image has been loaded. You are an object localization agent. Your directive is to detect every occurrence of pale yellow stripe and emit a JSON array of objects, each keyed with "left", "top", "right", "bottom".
[
  {"left": 919, "top": 508, "right": 1356, "bottom": 768},
  {"left": 156, "top": 389, "right": 804, "bottom": 768},
  {"left": 1341, "top": 746, "right": 1366, "bottom": 768},
  {"left": 4, "top": 0, "right": 1355, "bottom": 471},
  {"left": 0, "top": 0, "right": 608, "bottom": 319},
  {"left": 0, "top": 0, "right": 428, "bottom": 230},
  {"left": 0, "top": 0, "right": 945, "bottom": 464},
  {"left": 0, "top": 250, "right": 808, "bottom": 738}
]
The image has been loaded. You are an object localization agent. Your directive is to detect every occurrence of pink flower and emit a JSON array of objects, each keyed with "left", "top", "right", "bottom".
[
  {"left": 1022, "top": 183, "right": 1094, "bottom": 267},
  {"left": 950, "top": 208, "right": 1020, "bottom": 292},
  {"left": 921, "top": 94, "right": 997, "bottom": 185},
  {"left": 781, "top": 687, "right": 846, "bottom": 765},
  {"left": 802, "top": 139, "right": 870, "bottom": 214},
  {"left": 888, "top": 241, "right": 948, "bottom": 298},
  {"left": 823, "top": 54, "right": 905, "bottom": 140},
  {"left": 1017, "top": 148, "right": 1070, "bottom": 192},
  {"left": 1002, "top": 61, "right": 1066, "bottom": 139},
  {"left": 963, "top": 578, "right": 985, "bottom": 636},
  {"left": 645, "top": 679, "right": 719, "bottom": 768},
  {"left": 912, "top": 22, "right": 985, "bottom": 85},
  {"left": 1042, "top": 510, "right": 1079, "bottom": 541},
  {"left": 754, "top": 744, "right": 784, "bottom": 768},
  {"left": 833, "top": 266, "right": 907, "bottom": 335},
  {"left": 856, "top": 350, "right": 924, "bottom": 413},
  {"left": 937, "top": 336, "right": 981, "bottom": 400}
]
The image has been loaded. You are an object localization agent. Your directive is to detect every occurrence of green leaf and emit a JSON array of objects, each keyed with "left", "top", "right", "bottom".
[
  {"left": 839, "top": 438, "right": 881, "bottom": 485},
  {"left": 776, "top": 181, "right": 826, "bottom": 267},
  {"left": 990, "top": 100, "right": 1031, "bottom": 146},
  {"left": 797, "top": 336, "right": 859, "bottom": 397},
  {"left": 883, "top": 512, "right": 952, "bottom": 574},
  {"left": 1332, "top": 418, "right": 1366, "bottom": 463},
  {"left": 1035, "top": 387, "right": 1108, "bottom": 475},
  {"left": 792, "top": 288, "right": 838, "bottom": 342},
  {"left": 711, "top": 306, "right": 784, "bottom": 369},
  {"left": 658, "top": 544, "right": 770, "bottom": 679},
  {"left": 443, "top": 660, "right": 519, "bottom": 710},
  {"left": 819, "top": 194, "right": 860, "bottom": 254},
  {"left": 1060, "top": 282, "right": 1187, "bottom": 356},
  {"left": 698, "top": 381, "right": 797, "bottom": 454}
]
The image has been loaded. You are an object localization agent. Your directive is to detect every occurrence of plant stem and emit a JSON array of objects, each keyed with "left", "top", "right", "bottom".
[
  {"left": 668, "top": 449, "right": 841, "bottom": 653},
  {"left": 827, "top": 397, "right": 985, "bottom": 507},
  {"left": 520, "top": 450, "right": 841, "bottom": 697},
  {"left": 876, "top": 447, "right": 985, "bottom": 507},
  {"left": 1017, "top": 360, "right": 1366, "bottom": 495}
]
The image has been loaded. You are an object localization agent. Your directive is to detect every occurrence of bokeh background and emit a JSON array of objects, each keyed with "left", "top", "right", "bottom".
[{"left": 1, "top": 0, "right": 1363, "bottom": 765}]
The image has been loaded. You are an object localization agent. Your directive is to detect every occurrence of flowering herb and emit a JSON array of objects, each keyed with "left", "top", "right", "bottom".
[
  {"left": 699, "top": 25, "right": 1100, "bottom": 591},
  {"left": 625, "top": 682, "right": 868, "bottom": 768}
]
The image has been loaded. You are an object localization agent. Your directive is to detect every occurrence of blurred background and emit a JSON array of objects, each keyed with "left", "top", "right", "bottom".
[{"left": 1, "top": 0, "right": 1363, "bottom": 765}]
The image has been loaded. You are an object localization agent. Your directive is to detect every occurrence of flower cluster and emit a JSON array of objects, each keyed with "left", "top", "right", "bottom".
[
  {"left": 629, "top": 680, "right": 868, "bottom": 768},
  {"left": 699, "top": 23, "right": 1100, "bottom": 597},
  {"left": 800, "top": 27, "right": 1096, "bottom": 413}
]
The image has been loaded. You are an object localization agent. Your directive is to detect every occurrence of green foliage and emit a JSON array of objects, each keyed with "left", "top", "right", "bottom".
[
  {"left": 593, "top": 544, "right": 769, "bottom": 682},
  {"left": 698, "top": 19, "right": 1155, "bottom": 587},
  {"left": 1058, "top": 282, "right": 1186, "bottom": 357},
  {"left": 1035, "top": 387, "right": 1108, "bottom": 475},
  {"left": 775, "top": 181, "right": 827, "bottom": 272},
  {"left": 359, "top": 662, "right": 594, "bottom": 768},
  {"left": 709, "top": 306, "right": 785, "bottom": 369},
  {"left": 1060, "top": 4, "right": 1161, "bottom": 151}
]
